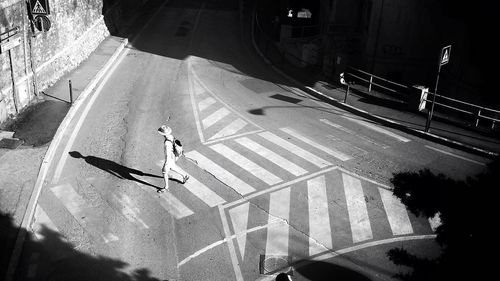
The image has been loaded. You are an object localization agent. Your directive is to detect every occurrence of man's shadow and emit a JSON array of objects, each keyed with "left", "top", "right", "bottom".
[{"left": 69, "top": 151, "right": 163, "bottom": 190}]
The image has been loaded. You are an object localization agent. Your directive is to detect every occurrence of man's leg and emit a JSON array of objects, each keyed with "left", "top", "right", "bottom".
[
  {"left": 171, "top": 164, "right": 189, "bottom": 183},
  {"left": 158, "top": 163, "right": 171, "bottom": 193}
]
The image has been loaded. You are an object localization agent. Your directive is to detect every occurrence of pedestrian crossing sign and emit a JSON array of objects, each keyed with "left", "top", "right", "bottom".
[
  {"left": 30, "top": 0, "right": 50, "bottom": 16},
  {"left": 440, "top": 45, "right": 451, "bottom": 66}
]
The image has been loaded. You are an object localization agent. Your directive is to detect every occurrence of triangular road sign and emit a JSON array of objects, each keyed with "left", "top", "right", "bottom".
[
  {"left": 440, "top": 45, "right": 451, "bottom": 65},
  {"left": 33, "top": 1, "right": 46, "bottom": 14}
]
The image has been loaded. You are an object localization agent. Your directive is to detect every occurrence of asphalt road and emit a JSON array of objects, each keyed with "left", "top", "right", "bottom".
[{"left": 14, "top": 0, "right": 488, "bottom": 280}]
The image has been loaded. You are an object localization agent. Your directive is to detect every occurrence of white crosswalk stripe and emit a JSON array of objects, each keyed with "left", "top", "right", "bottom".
[
  {"left": 209, "top": 118, "right": 248, "bottom": 140},
  {"left": 235, "top": 137, "right": 308, "bottom": 176},
  {"left": 112, "top": 193, "right": 149, "bottom": 230},
  {"left": 210, "top": 143, "right": 283, "bottom": 185},
  {"left": 342, "top": 173, "right": 373, "bottom": 243},
  {"left": 341, "top": 115, "right": 411, "bottom": 142},
  {"left": 175, "top": 166, "right": 226, "bottom": 207},
  {"left": 198, "top": 97, "right": 217, "bottom": 111},
  {"left": 265, "top": 187, "right": 291, "bottom": 256},
  {"left": 280, "top": 127, "right": 352, "bottom": 161},
  {"left": 307, "top": 175, "right": 332, "bottom": 255},
  {"left": 158, "top": 191, "right": 194, "bottom": 219},
  {"left": 259, "top": 131, "right": 332, "bottom": 168},
  {"left": 51, "top": 183, "right": 119, "bottom": 243},
  {"left": 229, "top": 202, "right": 250, "bottom": 259},
  {"left": 203, "top": 107, "right": 231, "bottom": 129},
  {"left": 378, "top": 187, "right": 413, "bottom": 235},
  {"left": 185, "top": 150, "right": 256, "bottom": 195},
  {"left": 224, "top": 172, "right": 431, "bottom": 262}
]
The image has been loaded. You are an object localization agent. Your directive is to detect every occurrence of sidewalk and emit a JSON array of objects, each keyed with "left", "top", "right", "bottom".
[
  {"left": 251, "top": 35, "right": 500, "bottom": 158},
  {"left": 0, "top": 35, "right": 128, "bottom": 280}
]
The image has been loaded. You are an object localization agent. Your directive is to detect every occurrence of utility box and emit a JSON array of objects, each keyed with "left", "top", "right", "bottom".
[{"left": 407, "top": 85, "right": 429, "bottom": 112}]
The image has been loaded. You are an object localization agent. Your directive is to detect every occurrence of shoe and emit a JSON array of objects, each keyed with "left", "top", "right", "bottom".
[
  {"left": 182, "top": 175, "right": 189, "bottom": 184},
  {"left": 157, "top": 188, "right": 167, "bottom": 193}
]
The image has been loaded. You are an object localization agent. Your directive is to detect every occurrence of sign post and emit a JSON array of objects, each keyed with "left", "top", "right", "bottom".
[
  {"left": 425, "top": 45, "right": 451, "bottom": 132},
  {"left": 28, "top": 0, "right": 51, "bottom": 32}
]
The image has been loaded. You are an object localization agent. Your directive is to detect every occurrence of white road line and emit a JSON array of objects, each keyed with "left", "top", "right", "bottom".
[
  {"left": 341, "top": 116, "right": 411, "bottom": 142},
  {"left": 33, "top": 205, "right": 59, "bottom": 241},
  {"left": 52, "top": 47, "right": 131, "bottom": 184},
  {"left": 210, "top": 143, "right": 282, "bottom": 185},
  {"left": 281, "top": 127, "right": 352, "bottom": 161},
  {"left": 378, "top": 187, "right": 413, "bottom": 236},
  {"left": 188, "top": 63, "right": 206, "bottom": 143},
  {"left": 308, "top": 176, "right": 332, "bottom": 255},
  {"left": 198, "top": 97, "right": 216, "bottom": 111},
  {"left": 202, "top": 107, "right": 231, "bottom": 129},
  {"left": 342, "top": 173, "right": 373, "bottom": 243},
  {"left": 158, "top": 191, "right": 194, "bottom": 219},
  {"left": 193, "top": 79, "right": 205, "bottom": 96},
  {"left": 112, "top": 193, "right": 149, "bottom": 229},
  {"left": 51, "top": 183, "right": 119, "bottom": 243},
  {"left": 259, "top": 131, "right": 332, "bottom": 168},
  {"left": 209, "top": 118, "right": 248, "bottom": 140},
  {"left": 266, "top": 187, "right": 290, "bottom": 256},
  {"left": 185, "top": 151, "right": 256, "bottom": 195},
  {"left": 218, "top": 205, "right": 244, "bottom": 281},
  {"left": 326, "top": 135, "right": 368, "bottom": 156},
  {"left": 223, "top": 167, "right": 337, "bottom": 209},
  {"left": 425, "top": 145, "right": 486, "bottom": 166},
  {"left": 235, "top": 137, "right": 308, "bottom": 176},
  {"left": 176, "top": 167, "right": 226, "bottom": 207},
  {"left": 229, "top": 202, "right": 250, "bottom": 259},
  {"left": 320, "top": 119, "right": 389, "bottom": 149}
]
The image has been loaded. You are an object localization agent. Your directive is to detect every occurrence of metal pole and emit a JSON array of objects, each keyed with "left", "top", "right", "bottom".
[
  {"left": 8, "top": 49, "right": 19, "bottom": 113},
  {"left": 368, "top": 75, "right": 373, "bottom": 92},
  {"left": 425, "top": 54, "right": 443, "bottom": 132},
  {"left": 69, "top": 80, "right": 73, "bottom": 104},
  {"left": 344, "top": 84, "right": 350, "bottom": 103}
]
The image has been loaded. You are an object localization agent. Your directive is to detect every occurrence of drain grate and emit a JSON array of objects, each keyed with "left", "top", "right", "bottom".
[
  {"left": 0, "top": 138, "right": 24, "bottom": 149},
  {"left": 259, "top": 255, "right": 293, "bottom": 275}
]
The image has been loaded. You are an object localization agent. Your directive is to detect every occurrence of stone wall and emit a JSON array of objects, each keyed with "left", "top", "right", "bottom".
[{"left": 0, "top": 0, "right": 151, "bottom": 124}]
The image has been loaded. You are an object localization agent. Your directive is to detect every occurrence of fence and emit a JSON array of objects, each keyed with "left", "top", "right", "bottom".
[
  {"left": 254, "top": 10, "right": 500, "bottom": 131},
  {"left": 345, "top": 67, "right": 500, "bottom": 130}
]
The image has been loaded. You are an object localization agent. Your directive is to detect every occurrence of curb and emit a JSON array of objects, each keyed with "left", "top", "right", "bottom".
[
  {"left": 4, "top": 37, "right": 129, "bottom": 281},
  {"left": 250, "top": 14, "right": 498, "bottom": 160}
]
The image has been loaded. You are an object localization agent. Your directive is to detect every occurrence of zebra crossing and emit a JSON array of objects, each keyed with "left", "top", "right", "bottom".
[
  {"left": 220, "top": 169, "right": 433, "bottom": 263},
  {"left": 32, "top": 124, "right": 426, "bottom": 256},
  {"left": 189, "top": 69, "right": 264, "bottom": 144}
]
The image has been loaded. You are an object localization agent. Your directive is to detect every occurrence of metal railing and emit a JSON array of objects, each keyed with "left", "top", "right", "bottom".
[
  {"left": 345, "top": 67, "right": 409, "bottom": 101},
  {"left": 423, "top": 92, "right": 500, "bottom": 130},
  {"left": 254, "top": 10, "right": 500, "bottom": 131}
]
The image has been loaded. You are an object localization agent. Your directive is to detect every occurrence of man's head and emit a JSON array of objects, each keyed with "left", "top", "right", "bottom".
[{"left": 158, "top": 125, "right": 173, "bottom": 140}]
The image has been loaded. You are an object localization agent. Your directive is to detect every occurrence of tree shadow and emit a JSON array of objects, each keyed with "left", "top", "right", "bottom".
[
  {"left": 293, "top": 259, "right": 373, "bottom": 281},
  {"left": 0, "top": 212, "right": 164, "bottom": 281},
  {"left": 69, "top": 151, "right": 162, "bottom": 190},
  {"left": 386, "top": 158, "right": 498, "bottom": 280}
]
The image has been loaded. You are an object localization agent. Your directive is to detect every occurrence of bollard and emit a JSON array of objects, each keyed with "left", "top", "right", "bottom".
[
  {"left": 69, "top": 80, "right": 73, "bottom": 104},
  {"left": 344, "top": 84, "right": 350, "bottom": 103}
]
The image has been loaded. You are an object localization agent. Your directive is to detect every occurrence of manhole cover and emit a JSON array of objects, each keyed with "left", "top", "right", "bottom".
[
  {"left": 260, "top": 255, "right": 293, "bottom": 275},
  {"left": 0, "top": 138, "right": 24, "bottom": 149}
]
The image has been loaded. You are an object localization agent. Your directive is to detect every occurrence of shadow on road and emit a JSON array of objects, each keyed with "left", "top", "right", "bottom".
[
  {"left": 69, "top": 151, "right": 162, "bottom": 190},
  {"left": 0, "top": 212, "right": 163, "bottom": 281},
  {"left": 386, "top": 158, "right": 498, "bottom": 280},
  {"left": 293, "top": 260, "right": 373, "bottom": 281}
]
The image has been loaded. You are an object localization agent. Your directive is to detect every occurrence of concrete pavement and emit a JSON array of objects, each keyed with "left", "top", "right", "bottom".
[{"left": 0, "top": 34, "right": 128, "bottom": 281}]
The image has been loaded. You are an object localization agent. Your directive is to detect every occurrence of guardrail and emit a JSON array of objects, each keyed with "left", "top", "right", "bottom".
[
  {"left": 254, "top": 10, "right": 500, "bottom": 132},
  {"left": 345, "top": 67, "right": 409, "bottom": 101},
  {"left": 423, "top": 92, "right": 500, "bottom": 130}
]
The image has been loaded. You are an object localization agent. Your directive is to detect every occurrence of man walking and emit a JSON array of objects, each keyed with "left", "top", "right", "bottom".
[{"left": 157, "top": 124, "right": 189, "bottom": 193}]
